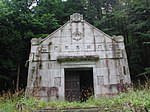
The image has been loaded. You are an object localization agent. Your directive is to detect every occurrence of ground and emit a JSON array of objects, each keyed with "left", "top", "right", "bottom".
[{"left": 0, "top": 86, "right": 150, "bottom": 112}]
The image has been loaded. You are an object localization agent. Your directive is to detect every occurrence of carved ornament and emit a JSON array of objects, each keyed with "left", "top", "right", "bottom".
[
  {"left": 72, "top": 31, "right": 83, "bottom": 41},
  {"left": 70, "top": 13, "right": 83, "bottom": 22}
]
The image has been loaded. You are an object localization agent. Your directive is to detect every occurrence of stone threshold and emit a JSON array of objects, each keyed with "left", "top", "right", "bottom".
[
  {"left": 33, "top": 107, "right": 122, "bottom": 112},
  {"left": 34, "top": 107, "right": 99, "bottom": 112}
]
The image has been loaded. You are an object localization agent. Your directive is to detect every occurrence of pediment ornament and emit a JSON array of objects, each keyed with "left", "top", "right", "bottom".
[{"left": 72, "top": 31, "right": 83, "bottom": 41}]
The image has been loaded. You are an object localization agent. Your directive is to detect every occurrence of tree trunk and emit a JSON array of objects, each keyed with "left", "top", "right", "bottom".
[{"left": 16, "top": 62, "right": 20, "bottom": 91}]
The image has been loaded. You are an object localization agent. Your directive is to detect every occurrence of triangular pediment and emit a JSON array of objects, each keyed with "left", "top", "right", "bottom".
[{"left": 40, "top": 13, "right": 116, "bottom": 45}]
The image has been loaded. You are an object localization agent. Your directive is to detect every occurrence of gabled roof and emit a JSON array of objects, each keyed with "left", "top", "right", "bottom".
[
  {"left": 39, "top": 21, "right": 71, "bottom": 44},
  {"left": 39, "top": 13, "right": 117, "bottom": 44}
]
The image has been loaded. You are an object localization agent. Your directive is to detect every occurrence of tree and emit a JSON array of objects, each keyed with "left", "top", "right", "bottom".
[{"left": 0, "top": 0, "right": 149, "bottom": 91}]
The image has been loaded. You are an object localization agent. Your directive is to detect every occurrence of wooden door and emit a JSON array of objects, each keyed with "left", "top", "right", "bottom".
[{"left": 65, "top": 71, "right": 80, "bottom": 101}]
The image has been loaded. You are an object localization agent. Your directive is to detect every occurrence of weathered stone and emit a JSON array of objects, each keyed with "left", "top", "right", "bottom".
[{"left": 26, "top": 13, "right": 131, "bottom": 101}]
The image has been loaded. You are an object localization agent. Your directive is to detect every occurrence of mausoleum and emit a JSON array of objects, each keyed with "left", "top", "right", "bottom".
[{"left": 26, "top": 13, "right": 131, "bottom": 101}]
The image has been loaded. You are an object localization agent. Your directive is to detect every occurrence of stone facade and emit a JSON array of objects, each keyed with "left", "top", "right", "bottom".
[{"left": 26, "top": 13, "right": 131, "bottom": 101}]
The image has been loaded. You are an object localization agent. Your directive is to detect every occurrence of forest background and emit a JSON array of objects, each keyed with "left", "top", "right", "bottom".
[{"left": 0, "top": 0, "right": 149, "bottom": 91}]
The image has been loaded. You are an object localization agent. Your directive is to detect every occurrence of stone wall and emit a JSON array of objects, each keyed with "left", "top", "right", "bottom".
[{"left": 26, "top": 13, "right": 131, "bottom": 101}]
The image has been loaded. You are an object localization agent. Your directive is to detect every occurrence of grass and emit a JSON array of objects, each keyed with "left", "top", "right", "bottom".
[{"left": 0, "top": 87, "right": 150, "bottom": 112}]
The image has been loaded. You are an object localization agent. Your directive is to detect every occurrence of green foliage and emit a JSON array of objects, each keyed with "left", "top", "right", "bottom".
[
  {"left": 19, "top": 97, "right": 37, "bottom": 111},
  {"left": 0, "top": 0, "right": 150, "bottom": 90},
  {"left": 138, "top": 67, "right": 150, "bottom": 77},
  {"left": 0, "top": 100, "right": 16, "bottom": 112},
  {"left": 0, "top": 88, "right": 150, "bottom": 112}
]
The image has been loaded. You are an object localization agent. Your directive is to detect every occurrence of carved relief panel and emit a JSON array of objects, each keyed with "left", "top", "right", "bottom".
[
  {"left": 54, "top": 77, "right": 61, "bottom": 86},
  {"left": 97, "top": 76, "right": 104, "bottom": 85},
  {"left": 116, "top": 75, "right": 120, "bottom": 83},
  {"left": 72, "top": 31, "right": 83, "bottom": 42},
  {"left": 41, "top": 45, "right": 48, "bottom": 53},
  {"left": 115, "top": 50, "right": 123, "bottom": 58},
  {"left": 96, "top": 44, "right": 104, "bottom": 51},
  {"left": 53, "top": 45, "right": 61, "bottom": 52}
]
